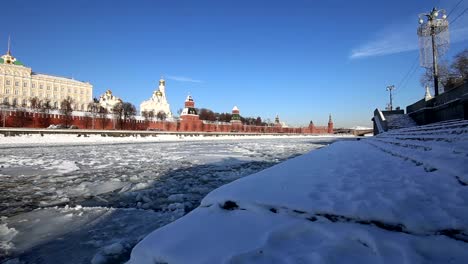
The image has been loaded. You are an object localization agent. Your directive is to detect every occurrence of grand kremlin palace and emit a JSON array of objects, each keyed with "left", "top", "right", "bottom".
[{"left": 0, "top": 45, "right": 93, "bottom": 110}]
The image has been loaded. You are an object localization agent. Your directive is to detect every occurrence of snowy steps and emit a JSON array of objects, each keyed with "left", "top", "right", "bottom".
[
  {"left": 128, "top": 134, "right": 468, "bottom": 263},
  {"left": 216, "top": 200, "right": 468, "bottom": 243},
  {"left": 385, "top": 114, "right": 418, "bottom": 130},
  {"left": 366, "top": 120, "right": 468, "bottom": 184}
]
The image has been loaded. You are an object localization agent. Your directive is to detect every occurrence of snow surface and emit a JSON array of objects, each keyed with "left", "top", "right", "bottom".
[
  {"left": 129, "top": 120, "right": 468, "bottom": 264},
  {"left": 0, "top": 136, "right": 337, "bottom": 263}
]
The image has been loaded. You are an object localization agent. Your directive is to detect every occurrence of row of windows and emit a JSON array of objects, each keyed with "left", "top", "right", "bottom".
[
  {"left": 2, "top": 97, "right": 88, "bottom": 110},
  {"left": 1, "top": 88, "right": 90, "bottom": 98},
  {"left": 2, "top": 80, "right": 90, "bottom": 94}
]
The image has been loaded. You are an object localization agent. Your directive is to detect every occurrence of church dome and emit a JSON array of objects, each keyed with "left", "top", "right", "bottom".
[{"left": 156, "top": 90, "right": 163, "bottom": 97}]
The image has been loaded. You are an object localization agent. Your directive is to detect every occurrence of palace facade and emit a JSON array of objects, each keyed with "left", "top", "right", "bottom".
[{"left": 0, "top": 43, "right": 93, "bottom": 110}]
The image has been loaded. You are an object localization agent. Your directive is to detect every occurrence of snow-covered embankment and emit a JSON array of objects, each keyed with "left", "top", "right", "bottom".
[{"left": 129, "top": 120, "right": 468, "bottom": 263}]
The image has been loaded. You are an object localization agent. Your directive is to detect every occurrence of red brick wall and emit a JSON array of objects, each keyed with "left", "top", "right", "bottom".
[{"left": 0, "top": 110, "right": 334, "bottom": 134}]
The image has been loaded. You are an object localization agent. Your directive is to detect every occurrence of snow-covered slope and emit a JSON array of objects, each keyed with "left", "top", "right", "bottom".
[
  {"left": 384, "top": 113, "right": 417, "bottom": 130},
  {"left": 129, "top": 120, "right": 468, "bottom": 264}
]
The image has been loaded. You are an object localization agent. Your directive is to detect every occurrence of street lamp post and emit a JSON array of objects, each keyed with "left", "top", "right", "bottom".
[
  {"left": 386, "top": 85, "right": 395, "bottom": 111},
  {"left": 418, "top": 7, "right": 448, "bottom": 97}
]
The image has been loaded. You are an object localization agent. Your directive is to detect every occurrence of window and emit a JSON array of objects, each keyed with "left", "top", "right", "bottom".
[
  {"left": 61, "top": 87, "right": 64, "bottom": 91},
  {"left": 14, "top": 90, "right": 19, "bottom": 95},
  {"left": 31, "top": 92, "right": 35, "bottom": 97},
  {"left": 6, "top": 80, "right": 10, "bottom": 85},
  {"left": 54, "top": 87, "right": 57, "bottom": 91},
  {"left": 74, "top": 89, "right": 77, "bottom": 94},
  {"left": 15, "top": 81, "right": 19, "bottom": 87},
  {"left": 32, "top": 83, "right": 36, "bottom": 88},
  {"left": 3, "top": 97, "right": 8, "bottom": 104},
  {"left": 68, "top": 88, "right": 71, "bottom": 93},
  {"left": 47, "top": 85, "right": 51, "bottom": 90},
  {"left": 39, "top": 84, "right": 43, "bottom": 89},
  {"left": 5, "top": 88, "right": 10, "bottom": 94},
  {"left": 80, "top": 90, "right": 83, "bottom": 94},
  {"left": 22, "top": 99, "right": 27, "bottom": 106},
  {"left": 12, "top": 98, "right": 17, "bottom": 106},
  {"left": 23, "top": 82, "right": 27, "bottom": 88}
]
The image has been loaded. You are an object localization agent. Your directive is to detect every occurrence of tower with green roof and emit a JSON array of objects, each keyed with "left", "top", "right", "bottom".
[{"left": 0, "top": 36, "right": 24, "bottom": 66}]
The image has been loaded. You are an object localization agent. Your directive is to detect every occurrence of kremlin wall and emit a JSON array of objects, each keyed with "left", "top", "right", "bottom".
[
  {"left": 0, "top": 45, "right": 333, "bottom": 134},
  {"left": 0, "top": 94, "right": 334, "bottom": 134}
]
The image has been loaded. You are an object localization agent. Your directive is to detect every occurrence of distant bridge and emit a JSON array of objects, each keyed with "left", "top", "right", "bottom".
[
  {"left": 334, "top": 128, "right": 373, "bottom": 136},
  {"left": 351, "top": 129, "right": 373, "bottom": 136}
]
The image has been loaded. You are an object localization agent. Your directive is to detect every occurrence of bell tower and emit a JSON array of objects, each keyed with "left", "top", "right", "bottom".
[{"left": 159, "top": 76, "right": 166, "bottom": 95}]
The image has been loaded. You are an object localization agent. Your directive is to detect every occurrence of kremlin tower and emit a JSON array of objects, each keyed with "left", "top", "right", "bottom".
[
  {"left": 230, "top": 106, "right": 242, "bottom": 131},
  {"left": 328, "top": 114, "right": 334, "bottom": 134},
  {"left": 309, "top": 120, "right": 315, "bottom": 133},
  {"left": 274, "top": 115, "right": 282, "bottom": 127},
  {"left": 230, "top": 106, "right": 242, "bottom": 123},
  {"left": 180, "top": 95, "right": 201, "bottom": 131}
]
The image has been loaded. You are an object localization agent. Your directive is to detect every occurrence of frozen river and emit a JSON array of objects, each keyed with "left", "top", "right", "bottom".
[{"left": 0, "top": 136, "right": 337, "bottom": 263}]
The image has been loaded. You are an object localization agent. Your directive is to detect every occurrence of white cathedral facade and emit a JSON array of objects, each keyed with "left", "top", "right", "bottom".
[
  {"left": 98, "top": 89, "right": 122, "bottom": 112},
  {"left": 140, "top": 78, "right": 173, "bottom": 119}
]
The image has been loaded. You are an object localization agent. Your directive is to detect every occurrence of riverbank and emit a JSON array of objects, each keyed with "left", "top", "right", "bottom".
[
  {"left": 0, "top": 131, "right": 349, "bottom": 148},
  {"left": 129, "top": 120, "right": 468, "bottom": 263},
  {"left": 0, "top": 137, "right": 337, "bottom": 263}
]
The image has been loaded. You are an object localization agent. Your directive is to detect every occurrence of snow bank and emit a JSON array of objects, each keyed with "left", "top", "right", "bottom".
[{"left": 129, "top": 120, "right": 468, "bottom": 263}]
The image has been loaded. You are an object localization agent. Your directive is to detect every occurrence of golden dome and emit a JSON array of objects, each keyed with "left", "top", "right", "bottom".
[{"left": 155, "top": 90, "right": 163, "bottom": 97}]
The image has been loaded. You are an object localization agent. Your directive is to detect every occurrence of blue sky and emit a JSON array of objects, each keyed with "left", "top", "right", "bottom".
[{"left": 2, "top": 0, "right": 468, "bottom": 127}]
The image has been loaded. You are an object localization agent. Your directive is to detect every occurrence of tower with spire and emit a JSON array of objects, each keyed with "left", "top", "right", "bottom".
[
  {"left": 328, "top": 114, "right": 334, "bottom": 134},
  {"left": 181, "top": 95, "right": 198, "bottom": 116},
  {"left": 230, "top": 106, "right": 241, "bottom": 123},
  {"left": 179, "top": 95, "right": 202, "bottom": 131},
  {"left": 0, "top": 36, "right": 23, "bottom": 66},
  {"left": 140, "top": 77, "right": 173, "bottom": 119}
]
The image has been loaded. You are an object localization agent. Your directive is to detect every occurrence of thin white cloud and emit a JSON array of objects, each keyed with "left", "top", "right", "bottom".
[
  {"left": 166, "top": 75, "right": 203, "bottom": 83},
  {"left": 350, "top": 12, "right": 468, "bottom": 59}
]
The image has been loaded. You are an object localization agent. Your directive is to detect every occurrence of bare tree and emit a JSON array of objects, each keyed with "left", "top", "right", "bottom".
[
  {"left": 39, "top": 99, "right": 52, "bottom": 127},
  {"left": 88, "top": 98, "right": 100, "bottom": 129},
  {"left": 112, "top": 102, "right": 124, "bottom": 129},
  {"left": 420, "top": 61, "right": 450, "bottom": 93},
  {"left": 148, "top": 110, "right": 154, "bottom": 120},
  {"left": 122, "top": 102, "right": 137, "bottom": 129},
  {"left": 98, "top": 106, "right": 109, "bottom": 129},
  {"left": 421, "top": 49, "right": 468, "bottom": 93},
  {"left": 60, "top": 97, "right": 74, "bottom": 127},
  {"left": 142, "top": 110, "right": 151, "bottom": 129},
  {"left": 29, "top": 97, "right": 40, "bottom": 110},
  {"left": 199, "top": 108, "right": 216, "bottom": 121},
  {"left": 452, "top": 49, "right": 468, "bottom": 81},
  {"left": 156, "top": 111, "right": 167, "bottom": 121}
]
